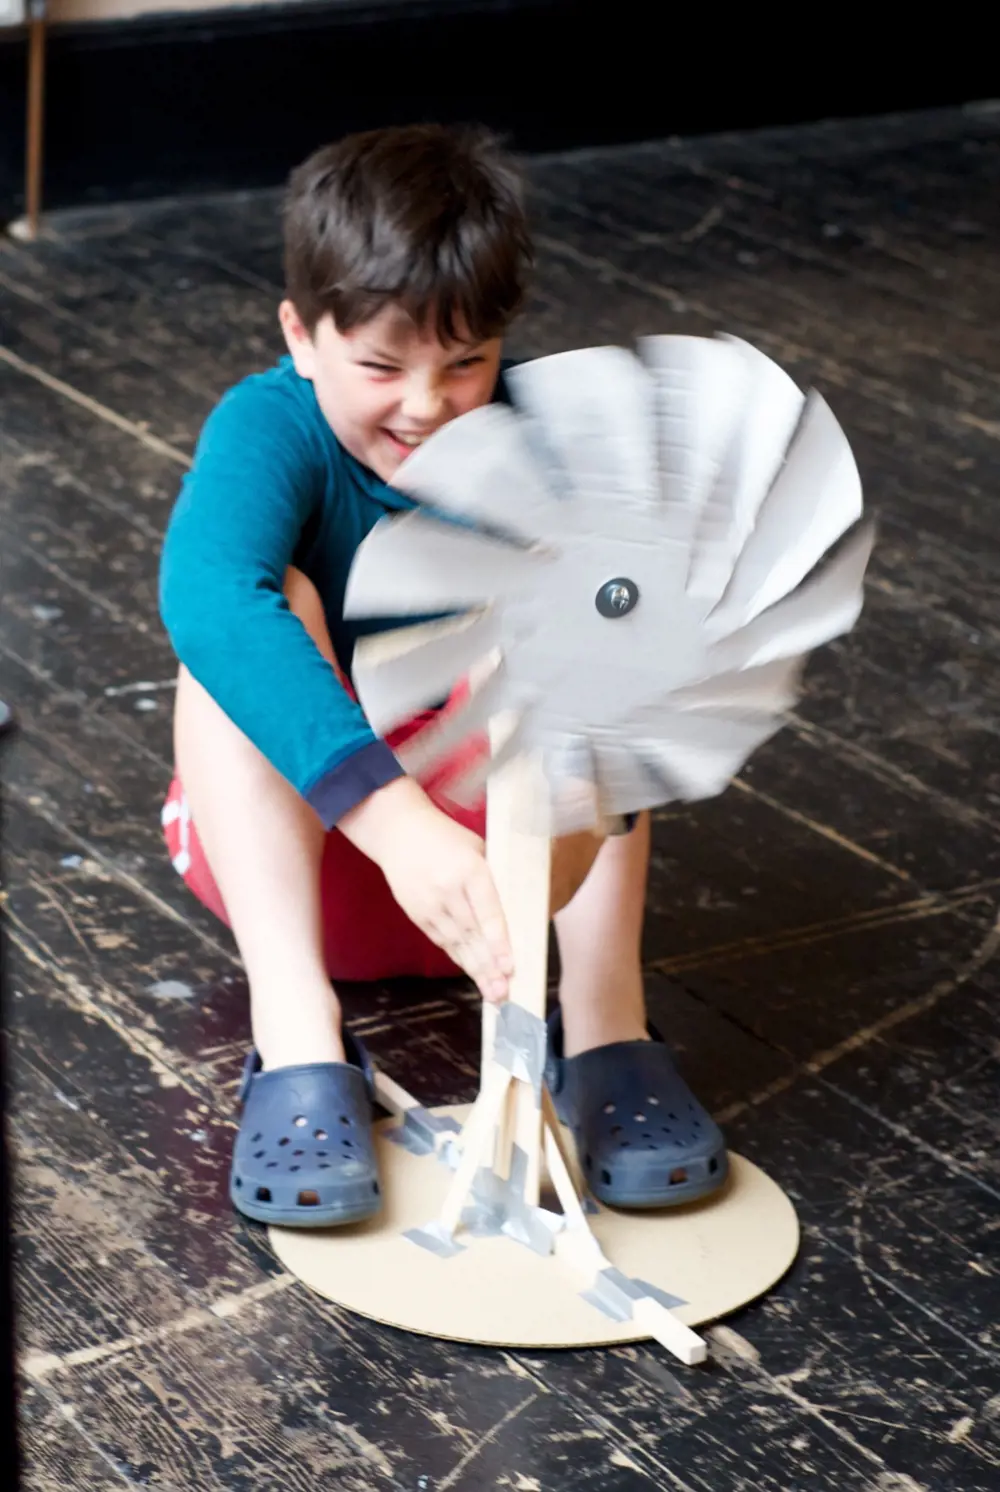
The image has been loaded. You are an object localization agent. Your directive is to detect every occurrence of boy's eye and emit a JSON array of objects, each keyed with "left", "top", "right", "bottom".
[
  {"left": 453, "top": 356, "right": 485, "bottom": 370},
  {"left": 360, "top": 361, "right": 400, "bottom": 374}
]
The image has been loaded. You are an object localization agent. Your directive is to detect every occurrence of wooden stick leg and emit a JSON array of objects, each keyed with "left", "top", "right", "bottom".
[
  {"left": 437, "top": 1066, "right": 512, "bottom": 1237},
  {"left": 371, "top": 1070, "right": 419, "bottom": 1120},
  {"left": 541, "top": 1091, "right": 592, "bottom": 1234},
  {"left": 542, "top": 1095, "right": 708, "bottom": 1367},
  {"left": 485, "top": 724, "right": 552, "bottom": 1206}
]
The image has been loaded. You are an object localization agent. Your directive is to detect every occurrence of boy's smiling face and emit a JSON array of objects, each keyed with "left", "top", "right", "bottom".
[{"left": 279, "top": 299, "right": 503, "bottom": 482}]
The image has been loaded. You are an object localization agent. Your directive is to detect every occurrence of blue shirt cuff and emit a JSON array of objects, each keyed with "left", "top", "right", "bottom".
[{"left": 306, "top": 740, "right": 406, "bottom": 829}]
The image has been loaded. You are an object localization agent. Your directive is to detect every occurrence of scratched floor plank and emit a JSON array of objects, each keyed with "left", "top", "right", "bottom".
[
  {"left": 17, "top": 1385, "right": 135, "bottom": 1491},
  {"left": 523, "top": 1224, "right": 1000, "bottom": 1491},
  {"left": 4, "top": 104, "right": 1000, "bottom": 1492},
  {"left": 529, "top": 182, "right": 1000, "bottom": 439},
  {"left": 807, "top": 968, "right": 1000, "bottom": 1192}
]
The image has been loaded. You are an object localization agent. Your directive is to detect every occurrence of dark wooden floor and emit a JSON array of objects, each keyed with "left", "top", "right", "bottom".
[{"left": 2, "top": 103, "right": 1000, "bottom": 1491}]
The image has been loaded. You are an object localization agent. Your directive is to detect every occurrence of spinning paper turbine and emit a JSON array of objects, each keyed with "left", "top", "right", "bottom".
[{"left": 345, "top": 333, "right": 873, "bottom": 832}]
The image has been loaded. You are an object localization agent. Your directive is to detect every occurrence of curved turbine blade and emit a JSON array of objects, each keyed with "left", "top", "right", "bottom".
[
  {"left": 542, "top": 735, "right": 602, "bottom": 835},
  {"left": 708, "top": 520, "right": 875, "bottom": 672},
  {"left": 390, "top": 404, "right": 565, "bottom": 545},
  {"left": 640, "top": 334, "right": 749, "bottom": 555},
  {"left": 506, "top": 346, "right": 659, "bottom": 506},
  {"left": 395, "top": 665, "right": 520, "bottom": 781},
  {"left": 439, "top": 717, "right": 526, "bottom": 813},
  {"left": 709, "top": 391, "right": 863, "bottom": 634},
  {"left": 591, "top": 743, "right": 681, "bottom": 818},
  {"left": 668, "top": 655, "right": 804, "bottom": 715},
  {"left": 344, "top": 511, "right": 550, "bottom": 619},
  {"left": 686, "top": 335, "right": 806, "bottom": 611},
  {"left": 353, "top": 610, "right": 502, "bottom": 736},
  {"left": 635, "top": 709, "right": 785, "bottom": 801}
]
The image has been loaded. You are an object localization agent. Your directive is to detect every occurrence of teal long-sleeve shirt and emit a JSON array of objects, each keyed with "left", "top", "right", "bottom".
[{"left": 160, "top": 355, "right": 506, "bottom": 827}]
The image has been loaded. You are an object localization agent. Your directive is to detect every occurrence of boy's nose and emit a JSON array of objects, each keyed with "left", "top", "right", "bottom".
[{"left": 400, "top": 381, "right": 446, "bottom": 426}]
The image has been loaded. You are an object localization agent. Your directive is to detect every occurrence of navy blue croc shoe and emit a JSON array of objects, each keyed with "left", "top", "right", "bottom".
[
  {"left": 544, "top": 1008, "right": 729, "bottom": 1209},
  {"left": 230, "top": 1030, "right": 382, "bottom": 1228}
]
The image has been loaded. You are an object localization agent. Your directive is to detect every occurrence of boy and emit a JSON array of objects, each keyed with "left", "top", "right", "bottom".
[{"left": 159, "top": 124, "right": 727, "bottom": 1229}]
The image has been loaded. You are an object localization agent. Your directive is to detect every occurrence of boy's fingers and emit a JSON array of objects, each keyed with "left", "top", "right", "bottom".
[
  {"left": 429, "top": 908, "right": 508, "bottom": 1004},
  {"left": 464, "top": 873, "right": 514, "bottom": 975}
]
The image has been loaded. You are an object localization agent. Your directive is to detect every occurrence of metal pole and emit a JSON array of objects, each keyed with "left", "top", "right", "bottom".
[{"left": 24, "top": 1, "right": 48, "bottom": 240}]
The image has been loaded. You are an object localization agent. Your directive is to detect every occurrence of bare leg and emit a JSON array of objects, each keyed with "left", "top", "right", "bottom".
[
  {"left": 173, "top": 568, "right": 345, "bottom": 1070},
  {"left": 553, "top": 813, "right": 651, "bottom": 1058}
]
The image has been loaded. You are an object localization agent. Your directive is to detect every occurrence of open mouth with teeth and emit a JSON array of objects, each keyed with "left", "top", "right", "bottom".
[{"left": 384, "top": 429, "right": 430, "bottom": 457}]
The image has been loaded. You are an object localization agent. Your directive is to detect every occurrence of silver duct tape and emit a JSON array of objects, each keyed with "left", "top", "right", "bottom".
[
  {"left": 385, "top": 1106, "right": 462, "bottom": 1157},
  {"left": 581, "top": 1267, "right": 686, "bottom": 1322},
  {"left": 404, "top": 1221, "right": 466, "bottom": 1259},
  {"left": 460, "top": 1146, "right": 560, "bottom": 1257},
  {"left": 503, "top": 1205, "right": 562, "bottom": 1256},
  {"left": 493, "top": 1002, "right": 547, "bottom": 1100}
]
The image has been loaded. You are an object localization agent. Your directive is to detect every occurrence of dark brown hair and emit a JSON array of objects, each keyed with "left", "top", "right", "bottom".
[{"left": 283, "top": 123, "right": 533, "bottom": 342}]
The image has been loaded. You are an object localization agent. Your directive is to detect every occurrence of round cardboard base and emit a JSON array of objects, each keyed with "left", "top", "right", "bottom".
[{"left": 270, "top": 1105, "right": 799, "bottom": 1349}]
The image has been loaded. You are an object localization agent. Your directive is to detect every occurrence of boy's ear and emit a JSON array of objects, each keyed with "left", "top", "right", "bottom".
[{"left": 279, "top": 300, "right": 318, "bottom": 378}]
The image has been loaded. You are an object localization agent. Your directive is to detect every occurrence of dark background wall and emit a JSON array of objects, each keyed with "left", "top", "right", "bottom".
[{"left": 0, "top": 0, "right": 997, "bottom": 224}]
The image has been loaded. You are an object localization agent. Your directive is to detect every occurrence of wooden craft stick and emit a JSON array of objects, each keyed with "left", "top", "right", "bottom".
[
  {"left": 371, "top": 1070, "right": 418, "bottom": 1119},
  {"left": 437, "top": 1065, "right": 512, "bottom": 1236},
  {"left": 630, "top": 1299, "right": 708, "bottom": 1367},
  {"left": 540, "top": 1091, "right": 591, "bottom": 1234},
  {"left": 542, "top": 1094, "right": 707, "bottom": 1365},
  {"left": 485, "top": 718, "right": 551, "bottom": 1204}
]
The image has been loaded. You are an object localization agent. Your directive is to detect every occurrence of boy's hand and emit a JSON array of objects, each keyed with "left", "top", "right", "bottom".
[{"left": 339, "top": 777, "right": 514, "bottom": 1002}]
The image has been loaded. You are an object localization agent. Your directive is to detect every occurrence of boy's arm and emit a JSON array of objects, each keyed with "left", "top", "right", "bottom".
[
  {"left": 160, "top": 377, "right": 405, "bottom": 828},
  {"left": 160, "top": 376, "right": 513, "bottom": 999}
]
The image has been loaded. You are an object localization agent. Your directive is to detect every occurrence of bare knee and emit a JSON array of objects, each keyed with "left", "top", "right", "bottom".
[{"left": 283, "top": 566, "right": 337, "bottom": 667}]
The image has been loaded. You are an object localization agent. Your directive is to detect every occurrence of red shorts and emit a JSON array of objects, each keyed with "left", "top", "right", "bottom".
[{"left": 162, "top": 685, "right": 487, "bottom": 983}]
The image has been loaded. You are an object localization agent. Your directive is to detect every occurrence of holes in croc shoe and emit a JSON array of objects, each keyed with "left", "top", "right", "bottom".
[
  {"left": 253, "top": 1149, "right": 265, "bottom": 1159},
  {"left": 601, "top": 1169, "right": 612, "bottom": 1185},
  {"left": 234, "top": 1177, "right": 242, "bottom": 1189},
  {"left": 316, "top": 1151, "right": 328, "bottom": 1159},
  {"left": 293, "top": 1115, "right": 308, "bottom": 1128},
  {"left": 339, "top": 1115, "right": 351, "bottom": 1127},
  {"left": 603, "top": 1103, "right": 616, "bottom": 1115},
  {"left": 315, "top": 1128, "right": 328, "bottom": 1141},
  {"left": 256, "top": 1186, "right": 272, "bottom": 1202},
  {"left": 372, "top": 1181, "right": 380, "bottom": 1196},
  {"left": 620, "top": 1140, "right": 631, "bottom": 1149},
  {"left": 298, "top": 1190, "right": 320, "bottom": 1206},
  {"left": 343, "top": 1139, "right": 353, "bottom": 1149},
  {"left": 318, "top": 1163, "right": 331, "bottom": 1170},
  {"left": 634, "top": 1113, "right": 646, "bottom": 1123},
  {"left": 293, "top": 1149, "right": 304, "bottom": 1157},
  {"left": 290, "top": 1165, "right": 300, "bottom": 1173},
  {"left": 610, "top": 1125, "right": 623, "bottom": 1137},
  {"left": 669, "top": 1168, "right": 688, "bottom": 1186},
  {"left": 584, "top": 1153, "right": 593, "bottom": 1171},
  {"left": 709, "top": 1157, "right": 719, "bottom": 1175},
  {"left": 277, "top": 1137, "right": 290, "bottom": 1147},
  {"left": 250, "top": 1132, "right": 262, "bottom": 1143},
  {"left": 647, "top": 1096, "right": 660, "bottom": 1106},
  {"left": 642, "top": 1133, "right": 652, "bottom": 1140},
  {"left": 266, "top": 1161, "right": 278, "bottom": 1169}
]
